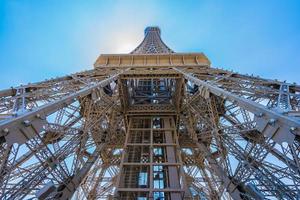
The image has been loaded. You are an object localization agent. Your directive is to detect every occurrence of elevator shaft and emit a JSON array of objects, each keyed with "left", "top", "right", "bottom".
[{"left": 115, "top": 116, "right": 189, "bottom": 199}]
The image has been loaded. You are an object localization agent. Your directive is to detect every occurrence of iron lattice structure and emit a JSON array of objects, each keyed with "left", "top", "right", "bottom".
[{"left": 0, "top": 26, "right": 299, "bottom": 200}]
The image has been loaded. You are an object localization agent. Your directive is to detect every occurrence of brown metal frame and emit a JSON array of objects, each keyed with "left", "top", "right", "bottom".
[{"left": 0, "top": 26, "right": 299, "bottom": 200}]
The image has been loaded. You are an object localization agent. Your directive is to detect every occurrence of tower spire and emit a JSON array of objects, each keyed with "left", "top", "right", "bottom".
[{"left": 131, "top": 26, "right": 174, "bottom": 54}]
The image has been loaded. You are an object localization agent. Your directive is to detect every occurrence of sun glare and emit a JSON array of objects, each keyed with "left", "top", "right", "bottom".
[{"left": 116, "top": 43, "right": 137, "bottom": 53}]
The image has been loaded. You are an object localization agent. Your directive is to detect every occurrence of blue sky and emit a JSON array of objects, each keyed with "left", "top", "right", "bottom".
[{"left": 0, "top": 0, "right": 299, "bottom": 89}]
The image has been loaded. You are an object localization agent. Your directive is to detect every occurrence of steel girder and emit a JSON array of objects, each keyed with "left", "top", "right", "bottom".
[
  {"left": 0, "top": 26, "right": 299, "bottom": 200},
  {"left": 0, "top": 69, "right": 127, "bottom": 199},
  {"left": 177, "top": 66, "right": 300, "bottom": 199}
]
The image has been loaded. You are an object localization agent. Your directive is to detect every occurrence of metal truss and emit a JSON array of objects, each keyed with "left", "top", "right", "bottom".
[{"left": 0, "top": 26, "right": 299, "bottom": 200}]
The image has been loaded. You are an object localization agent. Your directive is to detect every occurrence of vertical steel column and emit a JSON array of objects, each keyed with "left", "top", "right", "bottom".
[{"left": 164, "top": 117, "right": 181, "bottom": 200}]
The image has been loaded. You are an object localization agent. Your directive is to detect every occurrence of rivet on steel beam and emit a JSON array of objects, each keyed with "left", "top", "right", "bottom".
[
  {"left": 36, "top": 114, "right": 41, "bottom": 118},
  {"left": 256, "top": 113, "right": 264, "bottom": 117},
  {"left": 23, "top": 120, "right": 31, "bottom": 126},
  {"left": 268, "top": 118, "right": 276, "bottom": 125}
]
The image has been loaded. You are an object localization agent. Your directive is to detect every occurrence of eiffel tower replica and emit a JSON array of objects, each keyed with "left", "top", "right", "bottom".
[{"left": 0, "top": 26, "right": 299, "bottom": 200}]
